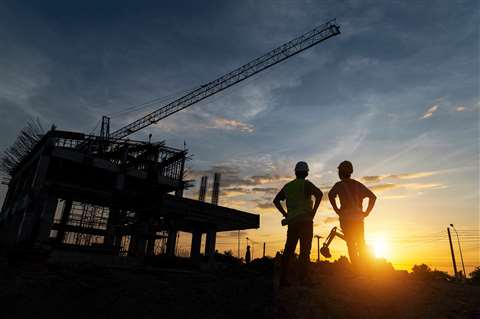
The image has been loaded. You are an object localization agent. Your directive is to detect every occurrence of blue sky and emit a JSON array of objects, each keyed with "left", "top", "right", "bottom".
[{"left": 0, "top": 1, "right": 478, "bottom": 271}]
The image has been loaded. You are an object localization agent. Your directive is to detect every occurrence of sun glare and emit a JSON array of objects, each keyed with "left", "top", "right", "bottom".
[{"left": 371, "top": 236, "right": 390, "bottom": 259}]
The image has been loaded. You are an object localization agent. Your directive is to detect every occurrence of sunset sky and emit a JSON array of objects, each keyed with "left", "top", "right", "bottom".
[{"left": 0, "top": 1, "right": 478, "bottom": 274}]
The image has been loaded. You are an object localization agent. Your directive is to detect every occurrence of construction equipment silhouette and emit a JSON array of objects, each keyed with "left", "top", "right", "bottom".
[
  {"left": 103, "top": 20, "right": 340, "bottom": 139},
  {"left": 320, "top": 226, "right": 345, "bottom": 258}
]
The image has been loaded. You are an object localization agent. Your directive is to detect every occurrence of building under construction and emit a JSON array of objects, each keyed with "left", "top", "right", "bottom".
[
  {"left": 0, "top": 20, "right": 340, "bottom": 262},
  {"left": 0, "top": 129, "right": 259, "bottom": 260}
]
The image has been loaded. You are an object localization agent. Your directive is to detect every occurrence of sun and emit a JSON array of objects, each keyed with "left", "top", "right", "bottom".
[
  {"left": 371, "top": 236, "right": 390, "bottom": 259},
  {"left": 373, "top": 240, "right": 387, "bottom": 258}
]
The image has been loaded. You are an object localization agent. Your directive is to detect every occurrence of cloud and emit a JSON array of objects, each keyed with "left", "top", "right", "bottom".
[
  {"left": 369, "top": 182, "right": 444, "bottom": 193},
  {"left": 455, "top": 106, "right": 465, "bottom": 112},
  {"left": 370, "top": 183, "right": 400, "bottom": 192},
  {"left": 250, "top": 174, "right": 290, "bottom": 184},
  {"left": 361, "top": 171, "right": 437, "bottom": 183},
  {"left": 255, "top": 200, "right": 278, "bottom": 214},
  {"left": 382, "top": 195, "right": 408, "bottom": 200},
  {"left": 420, "top": 104, "right": 439, "bottom": 119},
  {"left": 389, "top": 172, "right": 438, "bottom": 180},
  {"left": 324, "top": 216, "right": 339, "bottom": 224},
  {"left": 221, "top": 187, "right": 251, "bottom": 197},
  {"left": 252, "top": 187, "right": 279, "bottom": 196},
  {"left": 206, "top": 117, "right": 254, "bottom": 133},
  {"left": 154, "top": 114, "right": 254, "bottom": 134},
  {"left": 189, "top": 166, "right": 289, "bottom": 189},
  {"left": 402, "top": 183, "right": 445, "bottom": 190},
  {"left": 257, "top": 201, "right": 272, "bottom": 209},
  {"left": 362, "top": 175, "right": 384, "bottom": 183}
]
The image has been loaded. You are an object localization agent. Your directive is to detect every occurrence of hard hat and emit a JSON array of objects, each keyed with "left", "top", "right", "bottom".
[
  {"left": 294, "top": 161, "right": 309, "bottom": 172},
  {"left": 338, "top": 161, "right": 353, "bottom": 174}
]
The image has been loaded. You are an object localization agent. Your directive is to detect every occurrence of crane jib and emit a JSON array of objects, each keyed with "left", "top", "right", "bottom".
[{"left": 109, "top": 20, "right": 340, "bottom": 139}]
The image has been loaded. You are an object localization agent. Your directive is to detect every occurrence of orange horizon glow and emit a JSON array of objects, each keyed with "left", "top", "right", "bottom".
[{"left": 179, "top": 168, "right": 479, "bottom": 276}]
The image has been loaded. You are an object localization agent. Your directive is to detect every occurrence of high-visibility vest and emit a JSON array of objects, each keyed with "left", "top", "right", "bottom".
[{"left": 284, "top": 179, "right": 313, "bottom": 222}]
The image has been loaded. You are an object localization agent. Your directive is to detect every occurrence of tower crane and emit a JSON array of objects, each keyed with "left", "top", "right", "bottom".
[{"left": 105, "top": 19, "right": 340, "bottom": 140}]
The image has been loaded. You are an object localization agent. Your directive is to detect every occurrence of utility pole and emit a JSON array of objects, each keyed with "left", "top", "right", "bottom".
[
  {"left": 314, "top": 235, "right": 322, "bottom": 262},
  {"left": 447, "top": 227, "right": 459, "bottom": 280},
  {"left": 450, "top": 224, "right": 466, "bottom": 279},
  {"left": 263, "top": 242, "right": 266, "bottom": 258},
  {"left": 237, "top": 230, "right": 240, "bottom": 259}
]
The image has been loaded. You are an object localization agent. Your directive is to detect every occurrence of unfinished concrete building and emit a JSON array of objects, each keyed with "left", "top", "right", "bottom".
[
  {"left": 0, "top": 21, "right": 341, "bottom": 263},
  {"left": 0, "top": 129, "right": 259, "bottom": 260}
]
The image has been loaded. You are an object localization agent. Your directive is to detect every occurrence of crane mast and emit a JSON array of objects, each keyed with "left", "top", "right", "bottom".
[{"left": 109, "top": 20, "right": 340, "bottom": 140}]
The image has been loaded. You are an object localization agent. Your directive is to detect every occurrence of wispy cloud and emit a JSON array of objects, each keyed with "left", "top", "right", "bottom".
[
  {"left": 420, "top": 104, "right": 439, "bottom": 119},
  {"left": 455, "top": 105, "right": 465, "bottom": 112},
  {"left": 389, "top": 172, "right": 438, "bottom": 180},
  {"left": 153, "top": 114, "right": 254, "bottom": 134},
  {"left": 324, "top": 216, "right": 339, "bottom": 224},
  {"left": 221, "top": 187, "right": 251, "bottom": 197},
  {"left": 370, "top": 182, "right": 444, "bottom": 192},
  {"left": 206, "top": 117, "right": 254, "bottom": 133},
  {"left": 362, "top": 171, "right": 438, "bottom": 183},
  {"left": 370, "top": 183, "right": 400, "bottom": 192}
]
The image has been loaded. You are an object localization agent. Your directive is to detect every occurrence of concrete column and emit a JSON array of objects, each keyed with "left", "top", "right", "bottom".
[
  {"left": 16, "top": 208, "right": 36, "bottom": 244},
  {"left": 146, "top": 235, "right": 156, "bottom": 256},
  {"left": 128, "top": 221, "right": 149, "bottom": 257},
  {"left": 35, "top": 193, "right": 58, "bottom": 246},
  {"left": 190, "top": 230, "right": 202, "bottom": 260},
  {"left": 56, "top": 200, "right": 72, "bottom": 244},
  {"left": 166, "top": 228, "right": 177, "bottom": 257},
  {"left": 205, "top": 229, "right": 216, "bottom": 262},
  {"left": 104, "top": 208, "right": 119, "bottom": 250},
  {"left": 32, "top": 154, "right": 51, "bottom": 189}
]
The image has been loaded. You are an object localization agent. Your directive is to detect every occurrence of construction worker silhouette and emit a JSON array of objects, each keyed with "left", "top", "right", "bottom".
[
  {"left": 328, "top": 161, "right": 376, "bottom": 268},
  {"left": 273, "top": 161, "right": 323, "bottom": 286},
  {"left": 245, "top": 245, "right": 251, "bottom": 264}
]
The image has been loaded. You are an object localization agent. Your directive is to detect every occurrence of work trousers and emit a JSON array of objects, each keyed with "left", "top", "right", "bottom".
[
  {"left": 340, "top": 218, "right": 367, "bottom": 267},
  {"left": 280, "top": 220, "right": 313, "bottom": 283}
]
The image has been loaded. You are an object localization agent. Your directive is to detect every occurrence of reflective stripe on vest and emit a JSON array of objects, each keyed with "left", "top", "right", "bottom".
[{"left": 284, "top": 179, "right": 313, "bottom": 222}]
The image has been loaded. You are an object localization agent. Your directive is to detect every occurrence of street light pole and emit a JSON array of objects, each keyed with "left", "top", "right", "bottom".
[
  {"left": 447, "top": 227, "right": 459, "bottom": 280},
  {"left": 237, "top": 230, "right": 240, "bottom": 259},
  {"left": 450, "top": 224, "right": 466, "bottom": 279}
]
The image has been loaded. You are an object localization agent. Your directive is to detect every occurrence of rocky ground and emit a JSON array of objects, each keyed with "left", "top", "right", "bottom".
[{"left": 1, "top": 255, "right": 479, "bottom": 319}]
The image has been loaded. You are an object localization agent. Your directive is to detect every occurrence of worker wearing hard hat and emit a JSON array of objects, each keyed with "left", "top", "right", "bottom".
[
  {"left": 273, "top": 161, "right": 323, "bottom": 287},
  {"left": 328, "top": 161, "right": 376, "bottom": 268}
]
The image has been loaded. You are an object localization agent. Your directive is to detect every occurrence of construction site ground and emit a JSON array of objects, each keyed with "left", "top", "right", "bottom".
[{"left": 1, "top": 256, "right": 479, "bottom": 319}]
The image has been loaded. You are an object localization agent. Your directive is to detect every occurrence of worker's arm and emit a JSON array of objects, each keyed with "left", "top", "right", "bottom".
[
  {"left": 361, "top": 184, "right": 377, "bottom": 216},
  {"left": 308, "top": 181, "right": 323, "bottom": 217},
  {"left": 273, "top": 189, "right": 287, "bottom": 218},
  {"left": 328, "top": 183, "right": 341, "bottom": 215}
]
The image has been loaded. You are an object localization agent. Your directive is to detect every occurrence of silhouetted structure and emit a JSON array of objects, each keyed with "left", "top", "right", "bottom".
[
  {"left": 108, "top": 21, "right": 340, "bottom": 140},
  {"left": 0, "top": 20, "right": 341, "bottom": 264},
  {"left": 0, "top": 129, "right": 259, "bottom": 260},
  {"left": 273, "top": 161, "right": 323, "bottom": 286},
  {"left": 198, "top": 176, "right": 208, "bottom": 202},
  {"left": 447, "top": 227, "right": 459, "bottom": 280},
  {"left": 245, "top": 245, "right": 251, "bottom": 264},
  {"left": 328, "top": 161, "right": 376, "bottom": 268},
  {"left": 211, "top": 172, "right": 221, "bottom": 205}
]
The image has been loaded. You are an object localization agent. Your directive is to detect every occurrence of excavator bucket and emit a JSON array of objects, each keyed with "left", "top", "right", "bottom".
[
  {"left": 320, "top": 246, "right": 332, "bottom": 258},
  {"left": 320, "top": 226, "right": 345, "bottom": 258}
]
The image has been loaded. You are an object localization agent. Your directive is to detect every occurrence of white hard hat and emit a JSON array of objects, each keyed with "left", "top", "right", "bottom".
[{"left": 294, "top": 161, "right": 309, "bottom": 172}]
